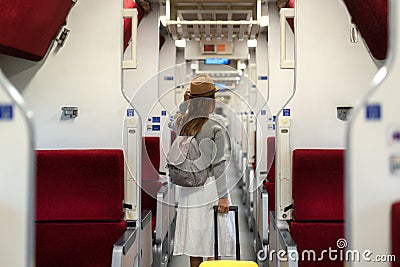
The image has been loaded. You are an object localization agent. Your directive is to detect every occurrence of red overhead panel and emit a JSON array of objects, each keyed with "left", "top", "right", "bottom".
[
  {"left": 286, "top": 0, "right": 295, "bottom": 32},
  {"left": 343, "top": 0, "right": 388, "bottom": 60},
  {"left": 0, "top": 0, "right": 72, "bottom": 61},
  {"left": 124, "top": 0, "right": 144, "bottom": 51}
]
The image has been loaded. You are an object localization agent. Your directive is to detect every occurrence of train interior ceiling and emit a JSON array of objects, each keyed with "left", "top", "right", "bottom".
[{"left": 1, "top": 0, "right": 400, "bottom": 267}]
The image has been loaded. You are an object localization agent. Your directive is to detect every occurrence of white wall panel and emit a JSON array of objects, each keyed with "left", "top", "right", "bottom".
[
  {"left": 0, "top": 0, "right": 124, "bottom": 149},
  {"left": 347, "top": 1, "right": 400, "bottom": 264},
  {"left": 267, "top": 2, "right": 294, "bottom": 115},
  {"left": 288, "top": 0, "right": 378, "bottom": 149}
]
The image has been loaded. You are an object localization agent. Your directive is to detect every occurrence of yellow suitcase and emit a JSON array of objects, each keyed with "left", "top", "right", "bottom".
[
  {"left": 199, "top": 206, "right": 258, "bottom": 267},
  {"left": 200, "top": 260, "right": 258, "bottom": 267}
]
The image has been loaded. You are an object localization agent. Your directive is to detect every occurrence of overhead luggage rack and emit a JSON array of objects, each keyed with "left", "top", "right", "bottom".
[{"left": 162, "top": 0, "right": 266, "bottom": 41}]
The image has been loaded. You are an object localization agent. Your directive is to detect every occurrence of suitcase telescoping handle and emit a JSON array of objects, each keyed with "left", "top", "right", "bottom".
[{"left": 213, "top": 205, "right": 240, "bottom": 260}]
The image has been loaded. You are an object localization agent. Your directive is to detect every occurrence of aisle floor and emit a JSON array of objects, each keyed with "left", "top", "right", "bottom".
[{"left": 167, "top": 161, "right": 257, "bottom": 267}]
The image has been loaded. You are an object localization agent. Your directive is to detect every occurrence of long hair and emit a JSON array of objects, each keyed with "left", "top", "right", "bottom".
[{"left": 177, "top": 97, "right": 215, "bottom": 136}]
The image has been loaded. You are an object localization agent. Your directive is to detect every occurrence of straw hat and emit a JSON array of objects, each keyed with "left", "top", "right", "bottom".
[{"left": 187, "top": 74, "right": 219, "bottom": 98}]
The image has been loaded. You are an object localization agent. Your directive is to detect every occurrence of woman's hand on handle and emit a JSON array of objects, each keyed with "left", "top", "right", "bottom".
[{"left": 217, "top": 198, "right": 230, "bottom": 213}]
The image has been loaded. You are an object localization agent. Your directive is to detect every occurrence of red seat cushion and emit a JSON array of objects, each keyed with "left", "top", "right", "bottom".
[
  {"left": 36, "top": 221, "right": 126, "bottom": 267},
  {"left": 392, "top": 202, "right": 400, "bottom": 265},
  {"left": 142, "top": 137, "right": 161, "bottom": 181},
  {"left": 35, "top": 150, "right": 124, "bottom": 221},
  {"left": 0, "top": 0, "right": 72, "bottom": 61},
  {"left": 142, "top": 185, "right": 159, "bottom": 216},
  {"left": 292, "top": 149, "right": 344, "bottom": 222},
  {"left": 142, "top": 181, "right": 163, "bottom": 232},
  {"left": 266, "top": 137, "right": 276, "bottom": 182},
  {"left": 290, "top": 222, "right": 344, "bottom": 267},
  {"left": 152, "top": 216, "right": 157, "bottom": 232},
  {"left": 266, "top": 159, "right": 275, "bottom": 182},
  {"left": 343, "top": 0, "right": 388, "bottom": 60},
  {"left": 263, "top": 181, "right": 275, "bottom": 220}
]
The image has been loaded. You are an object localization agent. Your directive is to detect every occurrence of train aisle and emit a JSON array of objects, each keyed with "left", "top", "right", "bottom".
[{"left": 167, "top": 157, "right": 257, "bottom": 266}]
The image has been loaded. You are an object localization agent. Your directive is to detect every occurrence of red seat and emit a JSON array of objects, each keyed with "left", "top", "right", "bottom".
[
  {"left": 35, "top": 149, "right": 126, "bottom": 267},
  {"left": 263, "top": 181, "right": 275, "bottom": 220},
  {"left": 142, "top": 137, "right": 161, "bottom": 181},
  {"left": 263, "top": 137, "right": 276, "bottom": 219},
  {"left": 392, "top": 201, "right": 400, "bottom": 266},
  {"left": 266, "top": 137, "right": 276, "bottom": 183},
  {"left": 36, "top": 222, "right": 126, "bottom": 267},
  {"left": 292, "top": 149, "right": 344, "bottom": 221},
  {"left": 290, "top": 149, "right": 345, "bottom": 267},
  {"left": 290, "top": 222, "right": 344, "bottom": 267},
  {"left": 142, "top": 137, "right": 162, "bottom": 232}
]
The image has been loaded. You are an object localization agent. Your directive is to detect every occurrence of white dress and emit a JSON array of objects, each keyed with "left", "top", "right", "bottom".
[
  {"left": 169, "top": 112, "right": 235, "bottom": 257},
  {"left": 173, "top": 176, "right": 236, "bottom": 258}
]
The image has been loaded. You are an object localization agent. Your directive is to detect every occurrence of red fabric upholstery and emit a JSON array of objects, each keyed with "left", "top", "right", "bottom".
[
  {"left": 266, "top": 137, "right": 276, "bottom": 182},
  {"left": 142, "top": 189, "right": 157, "bottom": 232},
  {"left": 142, "top": 182, "right": 163, "bottom": 232},
  {"left": 152, "top": 216, "right": 157, "bottom": 233},
  {"left": 263, "top": 181, "right": 275, "bottom": 220},
  {"left": 35, "top": 149, "right": 127, "bottom": 267},
  {"left": 124, "top": 0, "right": 144, "bottom": 51},
  {"left": 289, "top": 150, "right": 345, "bottom": 266},
  {"left": 292, "top": 149, "right": 344, "bottom": 222},
  {"left": 252, "top": 131, "right": 257, "bottom": 171},
  {"left": 286, "top": 0, "right": 295, "bottom": 32},
  {"left": 0, "top": 0, "right": 72, "bottom": 61},
  {"left": 142, "top": 137, "right": 161, "bottom": 181},
  {"left": 36, "top": 221, "right": 126, "bottom": 267},
  {"left": 266, "top": 159, "right": 275, "bottom": 182},
  {"left": 343, "top": 0, "right": 388, "bottom": 60},
  {"left": 392, "top": 202, "right": 400, "bottom": 266},
  {"left": 142, "top": 137, "right": 162, "bottom": 232},
  {"left": 290, "top": 222, "right": 344, "bottom": 267},
  {"left": 36, "top": 150, "right": 124, "bottom": 221},
  {"left": 142, "top": 182, "right": 163, "bottom": 215}
]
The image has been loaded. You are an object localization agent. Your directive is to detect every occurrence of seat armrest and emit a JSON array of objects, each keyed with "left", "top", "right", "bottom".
[
  {"left": 113, "top": 228, "right": 137, "bottom": 256},
  {"left": 141, "top": 210, "right": 153, "bottom": 267},
  {"left": 141, "top": 210, "right": 152, "bottom": 230},
  {"left": 155, "top": 183, "right": 174, "bottom": 243},
  {"left": 112, "top": 228, "right": 139, "bottom": 267},
  {"left": 277, "top": 227, "right": 298, "bottom": 267},
  {"left": 260, "top": 187, "right": 269, "bottom": 244},
  {"left": 270, "top": 211, "right": 298, "bottom": 267}
]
